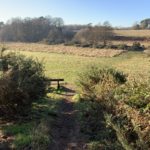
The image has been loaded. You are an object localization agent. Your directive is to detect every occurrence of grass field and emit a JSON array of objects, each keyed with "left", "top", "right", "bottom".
[
  {"left": 114, "top": 29, "right": 150, "bottom": 38},
  {"left": 19, "top": 50, "right": 150, "bottom": 84},
  {"left": 113, "top": 29, "right": 150, "bottom": 47},
  {"left": 4, "top": 42, "right": 124, "bottom": 57},
  {"left": 0, "top": 42, "right": 149, "bottom": 83}
]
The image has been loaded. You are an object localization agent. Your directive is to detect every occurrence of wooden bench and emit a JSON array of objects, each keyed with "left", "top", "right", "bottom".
[{"left": 47, "top": 79, "right": 64, "bottom": 89}]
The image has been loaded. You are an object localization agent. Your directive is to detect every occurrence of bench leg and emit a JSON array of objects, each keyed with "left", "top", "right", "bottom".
[{"left": 57, "top": 81, "right": 60, "bottom": 89}]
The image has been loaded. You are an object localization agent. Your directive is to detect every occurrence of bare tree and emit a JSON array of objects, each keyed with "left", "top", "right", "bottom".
[
  {"left": 140, "top": 19, "right": 150, "bottom": 29},
  {"left": 0, "top": 16, "right": 65, "bottom": 43},
  {"left": 74, "top": 22, "right": 114, "bottom": 45},
  {"left": 132, "top": 22, "right": 140, "bottom": 30}
]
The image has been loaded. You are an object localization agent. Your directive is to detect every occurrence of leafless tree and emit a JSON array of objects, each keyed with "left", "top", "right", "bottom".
[{"left": 74, "top": 22, "right": 114, "bottom": 45}]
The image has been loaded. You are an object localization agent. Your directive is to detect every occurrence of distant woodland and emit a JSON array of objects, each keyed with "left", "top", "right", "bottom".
[{"left": 0, "top": 16, "right": 150, "bottom": 44}]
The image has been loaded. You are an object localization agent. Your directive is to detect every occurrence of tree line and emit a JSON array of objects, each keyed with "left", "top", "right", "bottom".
[
  {"left": 0, "top": 16, "right": 114, "bottom": 45},
  {"left": 0, "top": 16, "right": 150, "bottom": 44},
  {"left": 132, "top": 18, "right": 150, "bottom": 30},
  {"left": 0, "top": 16, "right": 75, "bottom": 43}
]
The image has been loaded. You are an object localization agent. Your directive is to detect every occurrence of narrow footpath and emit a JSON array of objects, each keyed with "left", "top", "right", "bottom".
[{"left": 49, "top": 86, "right": 87, "bottom": 150}]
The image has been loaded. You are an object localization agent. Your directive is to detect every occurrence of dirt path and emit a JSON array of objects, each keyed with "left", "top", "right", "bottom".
[{"left": 49, "top": 88, "right": 86, "bottom": 150}]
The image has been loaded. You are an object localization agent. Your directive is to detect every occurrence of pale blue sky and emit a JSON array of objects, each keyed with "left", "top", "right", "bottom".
[{"left": 0, "top": 0, "right": 149, "bottom": 26}]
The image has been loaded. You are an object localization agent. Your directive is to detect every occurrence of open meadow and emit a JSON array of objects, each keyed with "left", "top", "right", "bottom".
[
  {"left": 22, "top": 51, "right": 150, "bottom": 83},
  {"left": 4, "top": 42, "right": 150, "bottom": 83}
]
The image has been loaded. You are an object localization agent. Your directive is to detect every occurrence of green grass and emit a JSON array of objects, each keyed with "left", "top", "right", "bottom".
[
  {"left": 1, "top": 93, "right": 62, "bottom": 149},
  {"left": 2, "top": 122, "right": 33, "bottom": 149},
  {"left": 14, "top": 134, "right": 31, "bottom": 149},
  {"left": 2, "top": 120, "right": 52, "bottom": 149},
  {"left": 18, "top": 51, "right": 150, "bottom": 83},
  {"left": 75, "top": 100, "right": 124, "bottom": 149},
  {"left": 2, "top": 123, "right": 33, "bottom": 136}
]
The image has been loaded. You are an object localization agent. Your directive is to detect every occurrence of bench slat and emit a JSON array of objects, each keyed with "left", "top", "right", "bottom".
[
  {"left": 50, "top": 79, "right": 64, "bottom": 82},
  {"left": 46, "top": 79, "right": 64, "bottom": 82}
]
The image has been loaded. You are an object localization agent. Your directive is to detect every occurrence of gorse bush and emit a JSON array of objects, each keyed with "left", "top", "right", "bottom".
[
  {"left": 7, "top": 54, "right": 47, "bottom": 99},
  {"left": 0, "top": 53, "right": 47, "bottom": 116},
  {"left": 0, "top": 76, "right": 29, "bottom": 115},
  {"left": 129, "top": 42, "right": 145, "bottom": 51},
  {"left": 76, "top": 64, "right": 149, "bottom": 149},
  {"left": 75, "top": 100, "right": 123, "bottom": 149},
  {"left": 117, "top": 44, "right": 128, "bottom": 50},
  {"left": 116, "top": 80, "right": 150, "bottom": 110},
  {"left": 76, "top": 65, "right": 126, "bottom": 102}
]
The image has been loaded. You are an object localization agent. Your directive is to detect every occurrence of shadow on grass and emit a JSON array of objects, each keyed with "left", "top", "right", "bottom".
[
  {"left": 74, "top": 100, "right": 124, "bottom": 150},
  {"left": 0, "top": 94, "right": 63, "bottom": 150},
  {"left": 0, "top": 84, "right": 77, "bottom": 150}
]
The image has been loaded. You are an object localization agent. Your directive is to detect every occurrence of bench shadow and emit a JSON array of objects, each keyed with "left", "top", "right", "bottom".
[
  {"left": 60, "top": 86, "right": 75, "bottom": 93},
  {"left": 58, "top": 86, "right": 76, "bottom": 97},
  {"left": 47, "top": 85, "right": 76, "bottom": 97}
]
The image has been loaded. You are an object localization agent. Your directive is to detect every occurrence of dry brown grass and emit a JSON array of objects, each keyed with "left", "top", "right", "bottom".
[
  {"left": 112, "top": 40, "right": 150, "bottom": 47},
  {"left": 3, "top": 42, "right": 125, "bottom": 57},
  {"left": 113, "top": 30, "right": 150, "bottom": 47},
  {"left": 114, "top": 30, "right": 150, "bottom": 38}
]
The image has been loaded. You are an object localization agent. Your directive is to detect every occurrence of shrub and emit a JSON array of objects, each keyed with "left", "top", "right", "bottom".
[
  {"left": 117, "top": 44, "right": 128, "bottom": 50},
  {"left": 64, "top": 41, "right": 74, "bottom": 46},
  {"left": 0, "top": 76, "right": 29, "bottom": 115},
  {"left": 76, "top": 65, "right": 126, "bottom": 103},
  {"left": 129, "top": 42, "right": 145, "bottom": 51},
  {"left": 75, "top": 100, "right": 123, "bottom": 149},
  {"left": 81, "top": 43, "right": 93, "bottom": 48},
  {"left": 74, "top": 25, "right": 114, "bottom": 46},
  {"left": 115, "top": 80, "right": 150, "bottom": 109},
  {"left": 94, "top": 44, "right": 105, "bottom": 49},
  {"left": 0, "top": 53, "right": 47, "bottom": 116},
  {"left": 75, "top": 43, "right": 82, "bottom": 47},
  {"left": 105, "top": 44, "right": 118, "bottom": 49}
]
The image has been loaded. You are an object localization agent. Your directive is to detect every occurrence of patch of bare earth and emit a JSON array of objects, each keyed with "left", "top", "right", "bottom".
[{"left": 5, "top": 42, "right": 125, "bottom": 57}]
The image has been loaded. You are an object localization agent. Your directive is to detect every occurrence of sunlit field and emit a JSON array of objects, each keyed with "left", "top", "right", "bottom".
[
  {"left": 114, "top": 29, "right": 150, "bottom": 38},
  {"left": 4, "top": 42, "right": 124, "bottom": 57},
  {"left": 2, "top": 42, "right": 150, "bottom": 83},
  {"left": 19, "top": 50, "right": 150, "bottom": 83}
]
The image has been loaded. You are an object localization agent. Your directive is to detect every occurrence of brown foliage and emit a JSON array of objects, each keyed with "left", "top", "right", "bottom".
[{"left": 74, "top": 25, "right": 114, "bottom": 45}]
